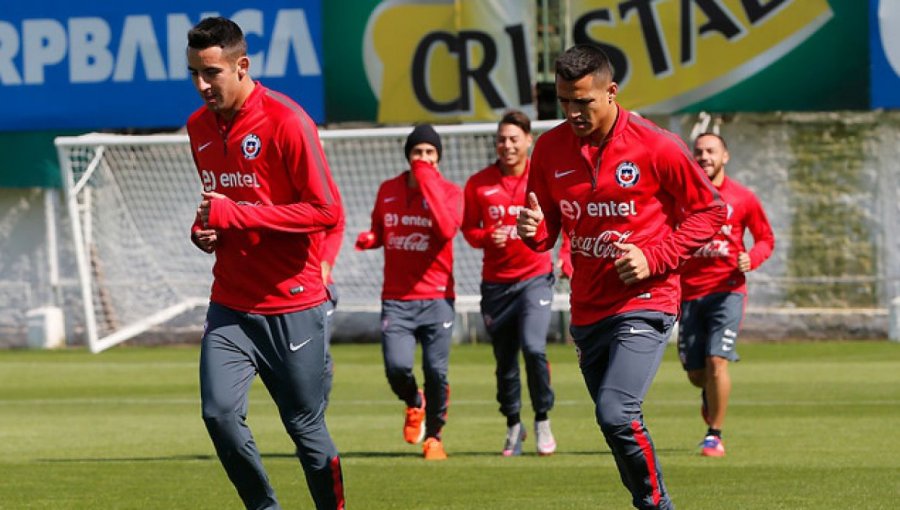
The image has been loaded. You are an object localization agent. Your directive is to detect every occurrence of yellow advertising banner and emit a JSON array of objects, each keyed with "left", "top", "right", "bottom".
[
  {"left": 570, "top": 0, "right": 832, "bottom": 112},
  {"left": 363, "top": 0, "right": 536, "bottom": 123}
]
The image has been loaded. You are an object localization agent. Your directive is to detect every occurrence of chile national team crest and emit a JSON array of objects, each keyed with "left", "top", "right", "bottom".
[
  {"left": 615, "top": 161, "right": 640, "bottom": 188},
  {"left": 241, "top": 134, "right": 262, "bottom": 160}
]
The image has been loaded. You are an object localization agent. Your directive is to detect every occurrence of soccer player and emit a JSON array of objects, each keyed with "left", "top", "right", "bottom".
[
  {"left": 462, "top": 110, "right": 557, "bottom": 457},
  {"left": 516, "top": 44, "right": 726, "bottom": 510},
  {"left": 679, "top": 133, "right": 774, "bottom": 457},
  {"left": 185, "top": 17, "right": 345, "bottom": 510},
  {"left": 355, "top": 124, "right": 463, "bottom": 460}
]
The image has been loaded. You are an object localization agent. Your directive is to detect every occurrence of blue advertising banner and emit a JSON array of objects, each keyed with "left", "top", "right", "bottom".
[
  {"left": 871, "top": 0, "right": 900, "bottom": 108},
  {"left": 0, "top": 1, "right": 324, "bottom": 131}
]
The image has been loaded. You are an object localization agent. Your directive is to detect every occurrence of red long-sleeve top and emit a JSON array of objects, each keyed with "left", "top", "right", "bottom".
[
  {"left": 187, "top": 83, "right": 342, "bottom": 314},
  {"left": 359, "top": 160, "right": 462, "bottom": 300},
  {"left": 462, "top": 161, "right": 552, "bottom": 283},
  {"left": 679, "top": 176, "right": 774, "bottom": 301},
  {"left": 523, "top": 106, "right": 726, "bottom": 326}
]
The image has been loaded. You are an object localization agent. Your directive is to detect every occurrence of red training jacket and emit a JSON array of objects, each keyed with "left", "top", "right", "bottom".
[
  {"left": 679, "top": 175, "right": 774, "bottom": 301},
  {"left": 359, "top": 160, "right": 462, "bottom": 300},
  {"left": 524, "top": 106, "right": 726, "bottom": 326},
  {"left": 187, "top": 83, "right": 342, "bottom": 314},
  {"left": 462, "top": 160, "right": 552, "bottom": 283}
]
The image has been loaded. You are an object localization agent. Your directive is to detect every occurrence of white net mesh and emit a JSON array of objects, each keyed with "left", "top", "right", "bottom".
[
  {"left": 55, "top": 122, "right": 562, "bottom": 350},
  {"left": 320, "top": 122, "right": 561, "bottom": 308}
]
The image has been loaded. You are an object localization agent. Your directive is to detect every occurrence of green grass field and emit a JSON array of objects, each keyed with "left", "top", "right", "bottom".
[{"left": 1, "top": 341, "right": 898, "bottom": 509}]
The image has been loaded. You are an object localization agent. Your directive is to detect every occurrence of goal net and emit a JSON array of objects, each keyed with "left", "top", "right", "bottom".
[{"left": 55, "top": 121, "right": 564, "bottom": 352}]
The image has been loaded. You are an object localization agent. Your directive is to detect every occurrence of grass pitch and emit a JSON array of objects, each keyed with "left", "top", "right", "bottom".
[{"left": 1, "top": 341, "right": 898, "bottom": 509}]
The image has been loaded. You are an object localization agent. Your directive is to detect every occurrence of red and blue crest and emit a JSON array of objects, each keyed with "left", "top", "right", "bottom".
[
  {"left": 241, "top": 134, "right": 262, "bottom": 160},
  {"left": 615, "top": 161, "right": 640, "bottom": 188}
]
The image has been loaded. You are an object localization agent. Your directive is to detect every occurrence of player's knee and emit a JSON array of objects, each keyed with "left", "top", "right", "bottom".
[
  {"left": 595, "top": 390, "right": 639, "bottom": 430},
  {"left": 201, "top": 410, "right": 243, "bottom": 442},
  {"left": 687, "top": 369, "right": 705, "bottom": 387},
  {"left": 384, "top": 364, "right": 413, "bottom": 384},
  {"left": 521, "top": 345, "right": 546, "bottom": 360},
  {"left": 706, "top": 356, "right": 729, "bottom": 378}
]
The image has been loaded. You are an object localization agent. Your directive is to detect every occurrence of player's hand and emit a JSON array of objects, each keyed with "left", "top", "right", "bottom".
[
  {"left": 191, "top": 228, "right": 218, "bottom": 253},
  {"left": 613, "top": 242, "right": 650, "bottom": 285},
  {"left": 489, "top": 221, "right": 508, "bottom": 248},
  {"left": 555, "top": 258, "right": 572, "bottom": 280},
  {"left": 198, "top": 191, "right": 227, "bottom": 228},
  {"left": 516, "top": 192, "right": 543, "bottom": 239},
  {"left": 738, "top": 252, "right": 751, "bottom": 272},
  {"left": 355, "top": 231, "right": 376, "bottom": 250}
]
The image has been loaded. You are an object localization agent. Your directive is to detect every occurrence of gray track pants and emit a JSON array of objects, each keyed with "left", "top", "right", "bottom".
[
  {"left": 480, "top": 273, "right": 555, "bottom": 418},
  {"left": 200, "top": 301, "right": 344, "bottom": 510},
  {"left": 381, "top": 298, "right": 453, "bottom": 439},
  {"left": 570, "top": 310, "right": 675, "bottom": 510}
]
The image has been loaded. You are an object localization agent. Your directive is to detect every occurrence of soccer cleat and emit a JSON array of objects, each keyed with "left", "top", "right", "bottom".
[
  {"left": 423, "top": 437, "right": 447, "bottom": 460},
  {"left": 701, "top": 435, "right": 726, "bottom": 457},
  {"left": 534, "top": 419, "right": 557, "bottom": 456},
  {"left": 502, "top": 422, "right": 526, "bottom": 457},
  {"left": 403, "top": 390, "right": 426, "bottom": 444}
]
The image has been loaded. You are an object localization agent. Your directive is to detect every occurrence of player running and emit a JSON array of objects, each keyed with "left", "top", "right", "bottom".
[
  {"left": 355, "top": 124, "right": 463, "bottom": 460},
  {"left": 679, "top": 133, "right": 775, "bottom": 457},
  {"left": 186, "top": 17, "right": 345, "bottom": 510},
  {"left": 462, "top": 110, "right": 558, "bottom": 457},
  {"left": 517, "top": 44, "right": 725, "bottom": 510}
]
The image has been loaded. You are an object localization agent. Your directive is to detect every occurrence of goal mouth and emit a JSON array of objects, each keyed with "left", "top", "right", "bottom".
[{"left": 55, "top": 123, "right": 567, "bottom": 352}]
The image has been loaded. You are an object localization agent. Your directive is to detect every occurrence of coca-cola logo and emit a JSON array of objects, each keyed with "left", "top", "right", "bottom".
[
  {"left": 570, "top": 230, "right": 632, "bottom": 258},
  {"left": 386, "top": 232, "right": 430, "bottom": 251},
  {"left": 693, "top": 239, "right": 730, "bottom": 258}
]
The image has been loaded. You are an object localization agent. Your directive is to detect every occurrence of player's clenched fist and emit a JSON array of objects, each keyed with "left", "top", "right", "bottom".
[
  {"left": 516, "top": 192, "right": 544, "bottom": 239},
  {"left": 198, "top": 191, "right": 227, "bottom": 227},
  {"left": 613, "top": 242, "right": 650, "bottom": 285},
  {"left": 355, "top": 231, "right": 376, "bottom": 250},
  {"left": 191, "top": 228, "right": 218, "bottom": 253}
]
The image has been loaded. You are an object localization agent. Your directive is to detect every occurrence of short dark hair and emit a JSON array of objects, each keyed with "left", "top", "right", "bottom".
[
  {"left": 695, "top": 132, "right": 728, "bottom": 150},
  {"left": 187, "top": 17, "right": 247, "bottom": 57},
  {"left": 555, "top": 44, "right": 614, "bottom": 82},
  {"left": 498, "top": 110, "right": 531, "bottom": 135}
]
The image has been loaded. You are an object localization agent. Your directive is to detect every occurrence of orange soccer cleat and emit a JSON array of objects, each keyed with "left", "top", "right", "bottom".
[
  {"left": 423, "top": 437, "right": 447, "bottom": 460},
  {"left": 403, "top": 390, "right": 426, "bottom": 444}
]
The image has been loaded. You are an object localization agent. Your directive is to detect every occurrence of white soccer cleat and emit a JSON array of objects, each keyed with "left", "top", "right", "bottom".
[
  {"left": 502, "top": 422, "right": 526, "bottom": 456},
  {"left": 535, "top": 419, "right": 557, "bottom": 456}
]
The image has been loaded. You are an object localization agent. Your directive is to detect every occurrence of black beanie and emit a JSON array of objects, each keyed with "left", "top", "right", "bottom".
[{"left": 404, "top": 124, "right": 442, "bottom": 162}]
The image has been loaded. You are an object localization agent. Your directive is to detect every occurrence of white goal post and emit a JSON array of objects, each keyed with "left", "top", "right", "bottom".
[{"left": 55, "top": 120, "right": 566, "bottom": 353}]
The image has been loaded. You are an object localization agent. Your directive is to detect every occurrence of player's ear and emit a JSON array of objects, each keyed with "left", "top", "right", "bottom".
[
  {"left": 237, "top": 56, "right": 250, "bottom": 80},
  {"left": 606, "top": 82, "right": 618, "bottom": 103}
]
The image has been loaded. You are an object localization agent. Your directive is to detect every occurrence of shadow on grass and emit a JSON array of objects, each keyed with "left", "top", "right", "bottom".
[{"left": 37, "top": 447, "right": 686, "bottom": 463}]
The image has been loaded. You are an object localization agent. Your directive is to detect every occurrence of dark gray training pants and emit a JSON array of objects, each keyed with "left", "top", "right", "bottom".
[
  {"left": 323, "top": 283, "right": 339, "bottom": 407},
  {"left": 480, "top": 273, "right": 555, "bottom": 419},
  {"left": 570, "top": 310, "right": 675, "bottom": 510},
  {"left": 200, "top": 301, "right": 344, "bottom": 510},
  {"left": 381, "top": 298, "right": 453, "bottom": 439}
]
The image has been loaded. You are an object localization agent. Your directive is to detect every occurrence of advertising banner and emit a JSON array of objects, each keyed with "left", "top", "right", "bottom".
[
  {"left": 871, "top": 0, "right": 900, "bottom": 108},
  {"left": 361, "top": 0, "right": 537, "bottom": 124},
  {"left": 0, "top": 1, "right": 325, "bottom": 131},
  {"left": 570, "top": 0, "right": 866, "bottom": 113}
]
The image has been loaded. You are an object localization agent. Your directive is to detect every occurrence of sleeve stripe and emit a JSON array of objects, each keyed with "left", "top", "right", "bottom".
[{"left": 265, "top": 89, "right": 336, "bottom": 205}]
